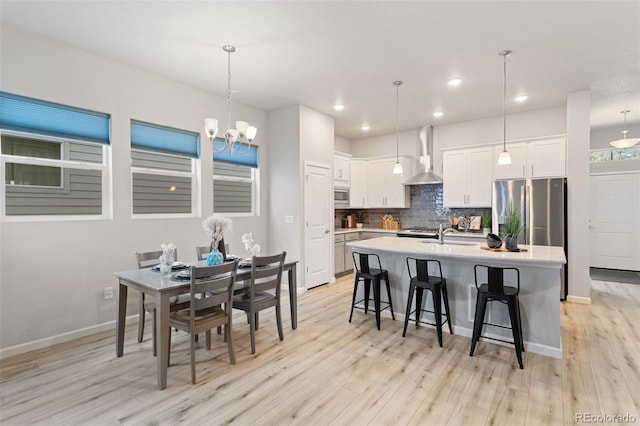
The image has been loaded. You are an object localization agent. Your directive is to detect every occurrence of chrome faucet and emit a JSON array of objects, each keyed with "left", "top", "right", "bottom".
[{"left": 438, "top": 223, "right": 458, "bottom": 244}]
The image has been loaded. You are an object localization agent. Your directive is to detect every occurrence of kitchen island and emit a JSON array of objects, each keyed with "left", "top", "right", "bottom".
[{"left": 347, "top": 236, "right": 567, "bottom": 358}]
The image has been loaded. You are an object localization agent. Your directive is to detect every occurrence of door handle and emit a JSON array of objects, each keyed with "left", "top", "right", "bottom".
[{"left": 325, "top": 229, "right": 330, "bottom": 234}]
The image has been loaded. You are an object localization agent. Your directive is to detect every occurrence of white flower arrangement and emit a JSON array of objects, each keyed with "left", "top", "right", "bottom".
[
  {"left": 203, "top": 214, "right": 233, "bottom": 250},
  {"left": 159, "top": 242, "right": 176, "bottom": 266},
  {"left": 241, "top": 232, "right": 261, "bottom": 257}
]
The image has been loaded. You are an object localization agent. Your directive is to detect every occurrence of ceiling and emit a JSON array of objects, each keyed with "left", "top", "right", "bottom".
[{"left": 1, "top": 1, "right": 639, "bottom": 140}]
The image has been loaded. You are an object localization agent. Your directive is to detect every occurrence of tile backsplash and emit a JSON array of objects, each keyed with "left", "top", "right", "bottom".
[{"left": 335, "top": 184, "right": 490, "bottom": 230}]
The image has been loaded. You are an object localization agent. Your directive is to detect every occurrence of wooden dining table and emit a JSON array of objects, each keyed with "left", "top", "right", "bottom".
[{"left": 115, "top": 260, "right": 299, "bottom": 390}]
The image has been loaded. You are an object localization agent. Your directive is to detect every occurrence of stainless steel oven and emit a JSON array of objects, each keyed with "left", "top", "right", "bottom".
[{"left": 334, "top": 188, "right": 349, "bottom": 207}]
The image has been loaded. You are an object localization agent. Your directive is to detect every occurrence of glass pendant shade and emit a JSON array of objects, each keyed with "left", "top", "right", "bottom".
[
  {"left": 205, "top": 118, "right": 218, "bottom": 141},
  {"left": 393, "top": 162, "right": 403, "bottom": 174},
  {"left": 610, "top": 137, "right": 640, "bottom": 149},
  {"left": 227, "top": 128, "right": 238, "bottom": 142},
  {"left": 236, "top": 120, "right": 249, "bottom": 135},
  {"left": 497, "top": 150, "right": 512, "bottom": 165},
  {"left": 246, "top": 126, "right": 257, "bottom": 141}
]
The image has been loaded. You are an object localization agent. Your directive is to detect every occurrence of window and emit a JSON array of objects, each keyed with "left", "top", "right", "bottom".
[
  {"left": 130, "top": 120, "right": 199, "bottom": 216},
  {"left": 213, "top": 140, "right": 258, "bottom": 215},
  {"left": 589, "top": 146, "right": 640, "bottom": 163},
  {"left": 0, "top": 92, "right": 110, "bottom": 218}
]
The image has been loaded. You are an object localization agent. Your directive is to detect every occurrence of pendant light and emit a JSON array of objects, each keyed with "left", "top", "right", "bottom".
[
  {"left": 204, "top": 45, "right": 257, "bottom": 155},
  {"left": 609, "top": 110, "right": 640, "bottom": 148},
  {"left": 392, "top": 81, "right": 403, "bottom": 174},
  {"left": 497, "top": 50, "right": 512, "bottom": 166}
]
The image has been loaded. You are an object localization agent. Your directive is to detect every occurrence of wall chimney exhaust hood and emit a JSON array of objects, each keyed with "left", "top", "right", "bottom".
[{"left": 403, "top": 125, "right": 442, "bottom": 185}]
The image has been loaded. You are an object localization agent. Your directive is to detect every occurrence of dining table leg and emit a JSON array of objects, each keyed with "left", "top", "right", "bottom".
[
  {"left": 156, "top": 292, "right": 171, "bottom": 390},
  {"left": 116, "top": 281, "right": 127, "bottom": 357},
  {"left": 288, "top": 266, "right": 297, "bottom": 329}
]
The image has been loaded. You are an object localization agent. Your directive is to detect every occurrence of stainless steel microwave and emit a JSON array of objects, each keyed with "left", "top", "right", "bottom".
[{"left": 334, "top": 188, "right": 349, "bottom": 207}]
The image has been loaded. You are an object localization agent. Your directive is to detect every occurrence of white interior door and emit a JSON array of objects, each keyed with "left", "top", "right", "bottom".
[
  {"left": 590, "top": 173, "right": 640, "bottom": 270},
  {"left": 304, "top": 162, "right": 332, "bottom": 288}
]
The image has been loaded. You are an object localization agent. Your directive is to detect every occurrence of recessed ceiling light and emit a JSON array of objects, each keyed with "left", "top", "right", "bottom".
[
  {"left": 334, "top": 104, "right": 345, "bottom": 111},
  {"left": 515, "top": 95, "right": 528, "bottom": 102},
  {"left": 361, "top": 124, "right": 370, "bottom": 131},
  {"left": 433, "top": 111, "right": 444, "bottom": 118},
  {"left": 447, "top": 78, "right": 462, "bottom": 87}
]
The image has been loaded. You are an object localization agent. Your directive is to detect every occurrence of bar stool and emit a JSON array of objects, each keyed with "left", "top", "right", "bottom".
[
  {"left": 402, "top": 258, "right": 453, "bottom": 347},
  {"left": 470, "top": 264, "right": 525, "bottom": 369},
  {"left": 349, "top": 252, "right": 395, "bottom": 330}
]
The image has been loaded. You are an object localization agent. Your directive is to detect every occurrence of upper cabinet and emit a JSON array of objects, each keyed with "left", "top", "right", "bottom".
[
  {"left": 349, "top": 159, "right": 368, "bottom": 208},
  {"left": 527, "top": 137, "right": 566, "bottom": 178},
  {"left": 443, "top": 146, "right": 494, "bottom": 207},
  {"left": 494, "top": 137, "right": 566, "bottom": 180},
  {"left": 366, "top": 157, "right": 411, "bottom": 208},
  {"left": 334, "top": 153, "right": 351, "bottom": 188}
]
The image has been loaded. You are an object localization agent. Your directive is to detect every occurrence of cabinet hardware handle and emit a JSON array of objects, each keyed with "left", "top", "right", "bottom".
[
  {"left": 522, "top": 165, "right": 525, "bottom": 177},
  {"left": 531, "top": 164, "right": 534, "bottom": 176}
]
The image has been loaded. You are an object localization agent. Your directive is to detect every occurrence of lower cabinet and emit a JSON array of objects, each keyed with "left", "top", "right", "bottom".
[{"left": 335, "top": 232, "right": 360, "bottom": 275}]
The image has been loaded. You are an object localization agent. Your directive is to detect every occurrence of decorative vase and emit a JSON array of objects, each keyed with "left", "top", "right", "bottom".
[
  {"left": 211, "top": 238, "right": 227, "bottom": 261},
  {"left": 159, "top": 261, "right": 172, "bottom": 277},
  {"left": 207, "top": 249, "right": 224, "bottom": 266},
  {"left": 356, "top": 223, "right": 363, "bottom": 229},
  {"left": 505, "top": 236, "right": 519, "bottom": 251}
]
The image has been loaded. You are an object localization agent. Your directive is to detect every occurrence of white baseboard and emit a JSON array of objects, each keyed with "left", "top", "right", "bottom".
[
  {"left": 0, "top": 315, "right": 139, "bottom": 360},
  {"left": 566, "top": 295, "right": 591, "bottom": 304}
]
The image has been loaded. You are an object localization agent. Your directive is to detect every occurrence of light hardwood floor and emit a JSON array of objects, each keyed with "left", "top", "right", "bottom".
[{"left": 1, "top": 275, "right": 639, "bottom": 425}]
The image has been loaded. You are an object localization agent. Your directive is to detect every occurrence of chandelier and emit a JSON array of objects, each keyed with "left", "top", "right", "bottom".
[
  {"left": 204, "top": 45, "right": 257, "bottom": 154},
  {"left": 609, "top": 110, "right": 640, "bottom": 149}
]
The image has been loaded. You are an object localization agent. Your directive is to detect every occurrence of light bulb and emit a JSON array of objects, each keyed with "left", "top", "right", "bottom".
[
  {"left": 204, "top": 118, "right": 218, "bottom": 140},
  {"left": 246, "top": 126, "right": 257, "bottom": 141}
]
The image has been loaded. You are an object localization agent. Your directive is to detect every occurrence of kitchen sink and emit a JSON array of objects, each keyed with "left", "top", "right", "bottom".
[{"left": 419, "top": 240, "right": 478, "bottom": 246}]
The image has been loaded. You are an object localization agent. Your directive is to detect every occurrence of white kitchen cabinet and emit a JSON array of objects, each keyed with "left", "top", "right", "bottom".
[
  {"left": 366, "top": 156, "right": 411, "bottom": 208},
  {"left": 527, "top": 137, "right": 566, "bottom": 178},
  {"left": 443, "top": 146, "right": 493, "bottom": 208},
  {"left": 334, "top": 153, "right": 351, "bottom": 188},
  {"left": 349, "top": 159, "right": 368, "bottom": 208},
  {"left": 493, "top": 142, "right": 527, "bottom": 179},
  {"left": 334, "top": 234, "right": 345, "bottom": 274},
  {"left": 344, "top": 232, "right": 359, "bottom": 272},
  {"left": 493, "top": 137, "right": 566, "bottom": 180}
]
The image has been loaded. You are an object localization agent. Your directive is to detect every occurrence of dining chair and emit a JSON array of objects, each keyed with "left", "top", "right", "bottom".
[
  {"left": 135, "top": 250, "right": 189, "bottom": 356},
  {"left": 168, "top": 260, "right": 239, "bottom": 384},
  {"left": 232, "top": 251, "right": 286, "bottom": 354}
]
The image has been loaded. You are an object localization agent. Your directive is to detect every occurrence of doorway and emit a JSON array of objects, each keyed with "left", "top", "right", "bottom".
[{"left": 304, "top": 162, "right": 332, "bottom": 289}]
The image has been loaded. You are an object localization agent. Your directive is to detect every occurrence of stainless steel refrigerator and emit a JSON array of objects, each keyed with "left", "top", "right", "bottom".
[{"left": 493, "top": 178, "right": 568, "bottom": 300}]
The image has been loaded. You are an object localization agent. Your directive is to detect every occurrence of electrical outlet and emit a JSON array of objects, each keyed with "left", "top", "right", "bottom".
[{"left": 103, "top": 287, "right": 114, "bottom": 300}]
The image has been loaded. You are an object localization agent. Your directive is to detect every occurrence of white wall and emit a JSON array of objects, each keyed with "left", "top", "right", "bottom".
[
  {"left": 334, "top": 135, "right": 352, "bottom": 154},
  {"left": 567, "top": 90, "right": 592, "bottom": 302},
  {"left": 351, "top": 129, "right": 419, "bottom": 159},
  {"left": 266, "top": 105, "right": 302, "bottom": 280},
  {"left": 0, "top": 26, "right": 269, "bottom": 351}
]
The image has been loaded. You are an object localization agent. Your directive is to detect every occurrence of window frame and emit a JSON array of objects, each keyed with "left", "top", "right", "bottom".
[
  {"left": 212, "top": 160, "right": 259, "bottom": 217},
  {"left": 129, "top": 120, "right": 200, "bottom": 219},
  {"left": 1, "top": 129, "right": 112, "bottom": 222}
]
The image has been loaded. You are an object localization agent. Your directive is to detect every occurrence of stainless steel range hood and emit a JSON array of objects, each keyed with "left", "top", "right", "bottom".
[{"left": 403, "top": 125, "right": 442, "bottom": 185}]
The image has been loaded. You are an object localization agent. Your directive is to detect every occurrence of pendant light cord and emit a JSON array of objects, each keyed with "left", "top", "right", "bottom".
[
  {"left": 502, "top": 52, "right": 507, "bottom": 152},
  {"left": 227, "top": 48, "right": 232, "bottom": 142},
  {"left": 396, "top": 83, "right": 400, "bottom": 161}
]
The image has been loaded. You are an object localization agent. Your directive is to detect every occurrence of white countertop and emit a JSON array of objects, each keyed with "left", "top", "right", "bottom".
[
  {"left": 347, "top": 236, "right": 566, "bottom": 267},
  {"left": 335, "top": 227, "right": 397, "bottom": 235}
]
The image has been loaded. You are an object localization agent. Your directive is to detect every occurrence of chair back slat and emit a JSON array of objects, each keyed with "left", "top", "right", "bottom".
[
  {"left": 136, "top": 250, "right": 175, "bottom": 269},
  {"left": 487, "top": 267, "right": 504, "bottom": 294},
  {"left": 190, "top": 261, "right": 238, "bottom": 312},
  {"left": 247, "top": 252, "right": 286, "bottom": 300},
  {"left": 405, "top": 257, "right": 443, "bottom": 283},
  {"left": 353, "top": 252, "right": 383, "bottom": 275},
  {"left": 195, "top": 246, "right": 210, "bottom": 261}
]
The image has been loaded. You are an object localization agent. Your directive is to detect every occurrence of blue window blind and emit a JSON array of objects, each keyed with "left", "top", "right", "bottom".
[
  {"left": 213, "top": 139, "right": 258, "bottom": 167},
  {"left": 0, "top": 92, "right": 110, "bottom": 144},
  {"left": 131, "top": 120, "right": 200, "bottom": 158}
]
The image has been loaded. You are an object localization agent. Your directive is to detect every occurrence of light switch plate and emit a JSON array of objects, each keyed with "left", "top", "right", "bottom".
[{"left": 285, "top": 215, "right": 294, "bottom": 224}]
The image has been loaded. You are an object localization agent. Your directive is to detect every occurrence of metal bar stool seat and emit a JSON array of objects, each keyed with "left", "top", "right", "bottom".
[
  {"left": 402, "top": 257, "right": 453, "bottom": 347},
  {"left": 470, "top": 264, "right": 525, "bottom": 369},
  {"left": 349, "top": 252, "right": 395, "bottom": 330}
]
